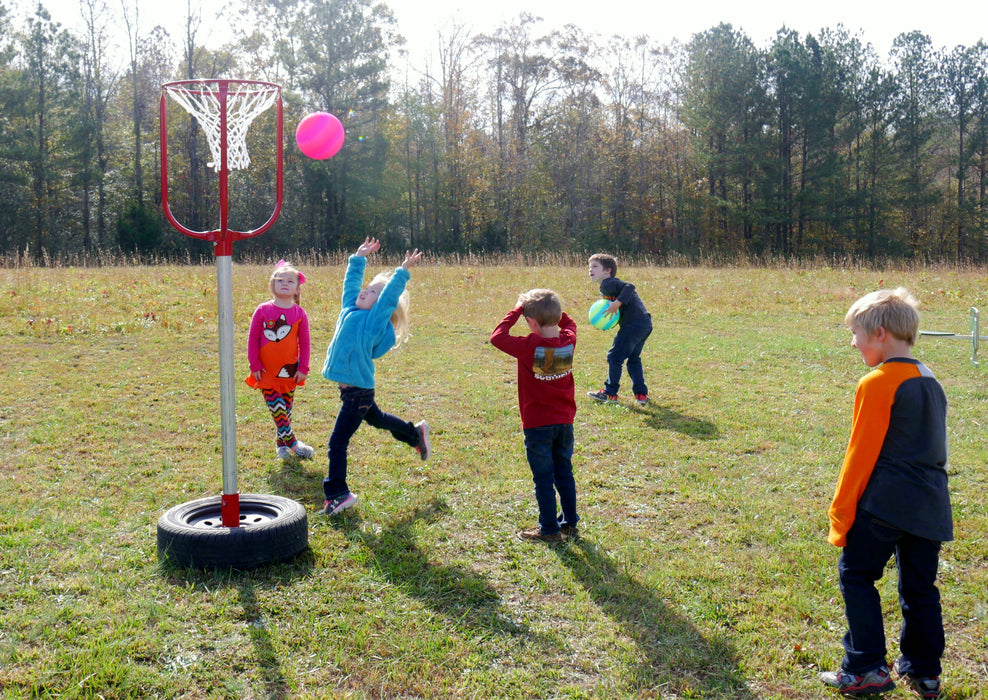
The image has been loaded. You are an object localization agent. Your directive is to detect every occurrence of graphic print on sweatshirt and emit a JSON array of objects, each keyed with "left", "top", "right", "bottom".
[{"left": 533, "top": 344, "right": 574, "bottom": 381}]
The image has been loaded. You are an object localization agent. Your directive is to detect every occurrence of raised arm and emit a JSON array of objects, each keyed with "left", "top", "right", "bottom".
[
  {"left": 402, "top": 249, "right": 423, "bottom": 269},
  {"left": 356, "top": 237, "right": 381, "bottom": 257}
]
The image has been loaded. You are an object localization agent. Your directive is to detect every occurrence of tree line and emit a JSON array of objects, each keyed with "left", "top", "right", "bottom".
[{"left": 2, "top": 0, "right": 987, "bottom": 263}]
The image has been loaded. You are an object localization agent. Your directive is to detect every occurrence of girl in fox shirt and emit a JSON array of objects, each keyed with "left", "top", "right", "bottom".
[{"left": 245, "top": 261, "right": 314, "bottom": 461}]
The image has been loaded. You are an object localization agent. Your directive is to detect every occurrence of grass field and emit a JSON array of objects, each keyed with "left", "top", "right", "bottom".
[{"left": 1, "top": 260, "right": 986, "bottom": 699}]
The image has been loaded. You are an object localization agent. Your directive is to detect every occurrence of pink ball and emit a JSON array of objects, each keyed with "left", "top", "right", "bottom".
[{"left": 295, "top": 112, "right": 345, "bottom": 159}]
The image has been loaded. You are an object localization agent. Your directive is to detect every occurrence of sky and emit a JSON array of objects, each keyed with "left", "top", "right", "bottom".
[
  {"left": 20, "top": 0, "right": 988, "bottom": 66},
  {"left": 387, "top": 0, "right": 986, "bottom": 60}
]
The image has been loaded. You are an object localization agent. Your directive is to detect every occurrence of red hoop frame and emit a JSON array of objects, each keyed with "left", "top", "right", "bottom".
[
  {"left": 159, "top": 79, "right": 285, "bottom": 527},
  {"left": 160, "top": 79, "right": 284, "bottom": 257}
]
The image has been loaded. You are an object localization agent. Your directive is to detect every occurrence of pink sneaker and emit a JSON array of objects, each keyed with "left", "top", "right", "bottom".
[
  {"left": 322, "top": 492, "right": 358, "bottom": 516},
  {"left": 414, "top": 421, "right": 430, "bottom": 461}
]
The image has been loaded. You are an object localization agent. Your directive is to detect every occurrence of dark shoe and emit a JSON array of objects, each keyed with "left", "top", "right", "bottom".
[
  {"left": 893, "top": 660, "right": 942, "bottom": 699},
  {"left": 557, "top": 514, "right": 579, "bottom": 539},
  {"left": 322, "top": 492, "right": 358, "bottom": 516},
  {"left": 414, "top": 421, "right": 430, "bottom": 461},
  {"left": 517, "top": 526, "right": 563, "bottom": 542},
  {"left": 820, "top": 666, "right": 895, "bottom": 695},
  {"left": 587, "top": 389, "right": 617, "bottom": 403}
]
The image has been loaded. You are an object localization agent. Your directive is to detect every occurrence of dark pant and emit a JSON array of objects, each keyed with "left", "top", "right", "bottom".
[
  {"left": 323, "top": 385, "right": 418, "bottom": 500},
  {"left": 605, "top": 322, "right": 652, "bottom": 396},
  {"left": 523, "top": 423, "right": 578, "bottom": 535},
  {"left": 838, "top": 510, "right": 945, "bottom": 677}
]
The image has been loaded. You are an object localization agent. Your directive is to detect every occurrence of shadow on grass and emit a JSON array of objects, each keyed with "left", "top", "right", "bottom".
[
  {"left": 237, "top": 579, "right": 291, "bottom": 699},
  {"left": 335, "top": 498, "right": 534, "bottom": 640},
  {"left": 634, "top": 402, "right": 720, "bottom": 440},
  {"left": 160, "top": 552, "right": 316, "bottom": 700},
  {"left": 267, "top": 456, "right": 324, "bottom": 505},
  {"left": 553, "top": 539, "right": 755, "bottom": 698}
]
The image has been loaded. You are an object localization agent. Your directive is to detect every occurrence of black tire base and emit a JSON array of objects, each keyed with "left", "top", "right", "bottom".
[{"left": 157, "top": 493, "right": 309, "bottom": 569}]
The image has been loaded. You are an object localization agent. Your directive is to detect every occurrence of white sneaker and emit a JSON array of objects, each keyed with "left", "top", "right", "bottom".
[
  {"left": 276, "top": 445, "right": 292, "bottom": 460},
  {"left": 293, "top": 441, "right": 315, "bottom": 459}
]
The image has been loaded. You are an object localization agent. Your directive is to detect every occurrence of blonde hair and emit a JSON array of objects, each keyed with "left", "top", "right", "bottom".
[
  {"left": 517, "top": 288, "right": 562, "bottom": 327},
  {"left": 369, "top": 270, "right": 411, "bottom": 344},
  {"left": 845, "top": 287, "right": 920, "bottom": 345},
  {"left": 270, "top": 262, "right": 303, "bottom": 305}
]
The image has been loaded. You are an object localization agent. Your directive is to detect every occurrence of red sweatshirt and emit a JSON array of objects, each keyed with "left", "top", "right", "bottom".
[{"left": 490, "top": 306, "right": 577, "bottom": 429}]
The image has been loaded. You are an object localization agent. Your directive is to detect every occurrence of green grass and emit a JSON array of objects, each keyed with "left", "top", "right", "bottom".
[{"left": 1, "top": 262, "right": 986, "bottom": 699}]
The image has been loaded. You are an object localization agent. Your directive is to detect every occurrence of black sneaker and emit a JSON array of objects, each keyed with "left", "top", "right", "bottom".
[
  {"left": 819, "top": 665, "right": 895, "bottom": 695},
  {"left": 557, "top": 514, "right": 579, "bottom": 539},
  {"left": 893, "top": 660, "right": 942, "bottom": 699},
  {"left": 587, "top": 389, "right": 617, "bottom": 402}
]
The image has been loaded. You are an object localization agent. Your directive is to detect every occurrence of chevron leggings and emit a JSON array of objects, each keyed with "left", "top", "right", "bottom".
[{"left": 262, "top": 388, "right": 298, "bottom": 449}]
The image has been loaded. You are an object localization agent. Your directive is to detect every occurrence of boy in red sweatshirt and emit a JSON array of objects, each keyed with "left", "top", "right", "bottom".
[{"left": 491, "top": 289, "right": 579, "bottom": 542}]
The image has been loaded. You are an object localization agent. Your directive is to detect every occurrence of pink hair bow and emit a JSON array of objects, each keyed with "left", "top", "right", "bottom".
[{"left": 276, "top": 259, "right": 305, "bottom": 284}]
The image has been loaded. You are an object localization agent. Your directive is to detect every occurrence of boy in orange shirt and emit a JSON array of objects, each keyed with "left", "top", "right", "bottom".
[{"left": 820, "top": 288, "right": 952, "bottom": 699}]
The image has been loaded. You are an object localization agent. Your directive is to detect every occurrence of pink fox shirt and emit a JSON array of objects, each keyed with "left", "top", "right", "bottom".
[{"left": 245, "top": 301, "right": 311, "bottom": 394}]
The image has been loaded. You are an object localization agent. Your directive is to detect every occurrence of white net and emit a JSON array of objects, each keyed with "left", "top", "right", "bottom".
[{"left": 164, "top": 80, "right": 280, "bottom": 172}]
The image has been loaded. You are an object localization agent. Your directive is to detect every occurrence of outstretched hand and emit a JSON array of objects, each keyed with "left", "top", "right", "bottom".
[
  {"left": 356, "top": 237, "right": 381, "bottom": 257},
  {"left": 401, "top": 249, "right": 423, "bottom": 269}
]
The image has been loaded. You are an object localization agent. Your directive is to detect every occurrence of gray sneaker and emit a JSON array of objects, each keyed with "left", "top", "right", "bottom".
[
  {"left": 292, "top": 441, "right": 315, "bottom": 459},
  {"left": 819, "top": 665, "right": 895, "bottom": 695},
  {"left": 276, "top": 445, "right": 292, "bottom": 460},
  {"left": 893, "top": 660, "right": 942, "bottom": 699}
]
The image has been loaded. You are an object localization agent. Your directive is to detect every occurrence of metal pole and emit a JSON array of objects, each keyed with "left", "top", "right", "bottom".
[{"left": 217, "top": 254, "right": 240, "bottom": 526}]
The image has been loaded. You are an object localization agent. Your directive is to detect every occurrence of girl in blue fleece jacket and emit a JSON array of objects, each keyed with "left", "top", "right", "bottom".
[{"left": 320, "top": 238, "right": 430, "bottom": 516}]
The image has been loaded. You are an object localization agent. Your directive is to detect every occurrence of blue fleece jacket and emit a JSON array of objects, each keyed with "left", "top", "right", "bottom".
[{"left": 321, "top": 255, "right": 411, "bottom": 389}]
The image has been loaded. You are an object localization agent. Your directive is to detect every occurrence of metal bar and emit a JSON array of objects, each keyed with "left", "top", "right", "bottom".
[
  {"left": 217, "top": 254, "right": 240, "bottom": 526},
  {"left": 971, "top": 307, "right": 979, "bottom": 366},
  {"left": 919, "top": 307, "right": 986, "bottom": 366}
]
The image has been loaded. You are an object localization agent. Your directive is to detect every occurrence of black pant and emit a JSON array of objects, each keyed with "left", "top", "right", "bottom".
[
  {"left": 838, "top": 510, "right": 945, "bottom": 677},
  {"left": 322, "top": 385, "right": 417, "bottom": 499}
]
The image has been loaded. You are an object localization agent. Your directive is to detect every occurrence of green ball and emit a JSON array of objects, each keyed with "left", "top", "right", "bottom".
[{"left": 589, "top": 299, "right": 619, "bottom": 330}]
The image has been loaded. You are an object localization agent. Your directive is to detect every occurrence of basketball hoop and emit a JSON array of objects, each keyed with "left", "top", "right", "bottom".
[
  {"left": 156, "top": 80, "right": 307, "bottom": 568},
  {"left": 160, "top": 78, "right": 284, "bottom": 254},
  {"left": 163, "top": 79, "right": 280, "bottom": 171}
]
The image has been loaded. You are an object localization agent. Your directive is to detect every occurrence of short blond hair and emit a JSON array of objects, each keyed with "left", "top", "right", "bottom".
[
  {"left": 845, "top": 287, "right": 920, "bottom": 345},
  {"left": 517, "top": 288, "right": 562, "bottom": 327}
]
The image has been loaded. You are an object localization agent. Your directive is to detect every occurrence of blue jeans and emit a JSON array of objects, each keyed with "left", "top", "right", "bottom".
[
  {"left": 605, "top": 322, "right": 652, "bottom": 396},
  {"left": 838, "top": 510, "right": 945, "bottom": 677},
  {"left": 323, "top": 385, "right": 418, "bottom": 500},
  {"left": 523, "top": 423, "right": 578, "bottom": 535}
]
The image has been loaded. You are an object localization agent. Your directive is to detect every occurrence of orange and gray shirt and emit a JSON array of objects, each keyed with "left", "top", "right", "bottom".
[{"left": 827, "top": 357, "right": 951, "bottom": 547}]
